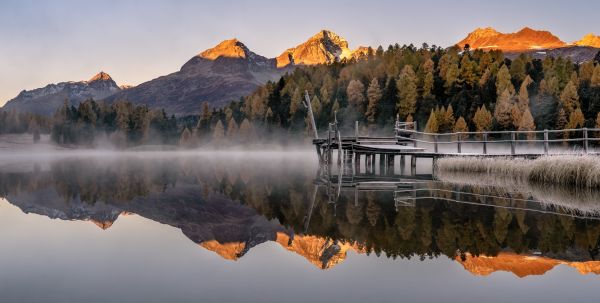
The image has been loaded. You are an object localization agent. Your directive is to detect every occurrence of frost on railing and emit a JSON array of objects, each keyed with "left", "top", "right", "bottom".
[{"left": 394, "top": 127, "right": 600, "bottom": 155}]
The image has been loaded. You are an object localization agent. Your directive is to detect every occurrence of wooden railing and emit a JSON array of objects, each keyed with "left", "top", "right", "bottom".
[{"left": 395, "top": 127, "right": 600, "bottom": 155}]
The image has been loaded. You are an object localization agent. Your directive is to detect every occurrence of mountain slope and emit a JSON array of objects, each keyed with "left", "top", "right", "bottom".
[
  {"left": 2, "top": 72, "right": 120, "bottom": 116},
  {"left": 104, "top": 30, "right": 365, "bottom": 115},
  {"left": 574, "top": 33, "right": 600, "bottom": 48},
  {"left": 103, "top": 39, "right": 285, "bottom": 115},
  {"left": 457, "top": 27, "right": 567, "bottom": 51},
  {"left": 276, "top": 30, "right": 367, "bottom": 67}
]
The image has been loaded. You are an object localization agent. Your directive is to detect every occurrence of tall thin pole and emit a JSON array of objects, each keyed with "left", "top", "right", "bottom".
[{"left": 304, "top": 90, "right": 319, "bottom": 139}]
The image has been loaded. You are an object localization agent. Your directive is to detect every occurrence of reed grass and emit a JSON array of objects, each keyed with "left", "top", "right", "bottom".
[
  {"left": 434, "top": 155, "right": 600, "bottom": 214},
  {"left": 435, "top": 155, "right": 600, "bottom": 189}
]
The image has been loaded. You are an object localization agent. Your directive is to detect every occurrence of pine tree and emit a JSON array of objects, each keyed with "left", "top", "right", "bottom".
[
  {"left": 518, "top": 107, "right": 536, "bottom": 140},
  {"left": 238, "top": 118, "right": 256, "bottom": 143},
  {"left": 424, "top": 110, "right": 439, "bottom": 133},
  {"left": 473, "top": 105, "right": 493, "bottom": 134},
  {"left": 595, "top": 112, "right": 600, "bottom": 138},
  {"left": 494, "top": 88, "right": 514, "bottom": 129},
  {"left": 347, "top": 79, "right": 366, "bottom": 109},
  {"left": 559, "top": 80, "right": 580, "bottom": 114},
  {"left": 212, "top": 120, "right": 225, "bottom": 144},
  {"left": 453, "top": 116, "right": 468, "bottom": 134},
  {"left": 440, "top": 105, "right": 455, "bottom": 132},
  {"left": 579, "top": 61, "right": 595, "bottom": 83},
  {"left": 517, "top": 75, "right": 533, "bottom": 111},
  {"left": 567, "top": 108, "right": 585, "bottom": 129},
  {"left": 422, "top": 71, "right": 434, "bottom": 99},
  {"left": 591, "top": 65, "right": 600, "bottom": 87},
  {"left": 496, "top": 64, "right": 515, "bottom": 96},
  {"left": 397, "top": 65, "right": 417, "bottom": 119},
  {"left": 366, "top": 78, "right": 382, "bottom": 123},
  {"left": 444, "top": 63, "right": 459, "bottom": 93},
  {"left": 555, "top": 108, "right": 568, "bottom": 138},
  {"left": 227, "top": 117, "right": 238, "bottom": 138},
  {"left": 179, "top": 127, "right": 192, "bottom": 147}
]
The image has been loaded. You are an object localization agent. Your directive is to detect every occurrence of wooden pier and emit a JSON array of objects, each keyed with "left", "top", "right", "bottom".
[{"left": 313, "top": 119, "right": 600, "bottom": 174}]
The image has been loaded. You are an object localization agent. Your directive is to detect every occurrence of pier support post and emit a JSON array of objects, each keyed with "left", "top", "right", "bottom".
[
  {"left": 483, "top": 132, "right": 488, "bottom": 155},
  {"left": 387, "top": 155, "right": 395, "bottom": 175},
  {"left": 379, "top": 154, "right": 385, "bottom": 175},
  {"left": 584, "top": 128, "right": 589, "bottom": 154},
  {"left": 354, "top": 153, "right": 360, "bottom": 173},
  {"left": 510, "top": 131, "right": 516, "bottom": 155},
  {"left": 400, "top": 155, "right": 406, "bottom": 175},
  {"left": 434, "top": 134, "right": 438, "bottom": 154},
  {"left": 544, "top": 130, "right": 549, "bottom": 155},
  {"left": 410, "top": 156, "right": 417, "bottom": 176},
  {"left": 457, "top": 132, "right": 462, "bottom": 154}
]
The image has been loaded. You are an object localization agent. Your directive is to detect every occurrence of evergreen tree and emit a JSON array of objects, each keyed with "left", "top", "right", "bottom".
[
  {"left": 591, "top": 65, "right": 600, "bottom": 87},
  {"left": 453, "top": 116, "right": 468, "bottom": 133},
  {"left": 424, "top": 110, "right": 439, "bottom": 133},
  {"left": 212, "top": 120, "right": 225, "bottom": 144},
  {"left": 347, "top": 79, "right": 366, "bottom": 110},
  {"left": 494, "top": 89, "right": 514, "bottom": 129},
  {"left": 559, "top": 80, "right": 580, "bottom": 114},
  {"left": 179, "top": 127, "right": 192, "bottom": 147},
  {"left": 397, "top": 65, "right": 418, "bottom": 119},
  {"left": 366, "top": 78, "right": 382, "bottom": 123},
  {"left": 567, "top": 108, "right": 585, "bottom": 129},
  {"left": 227, "top": 117, "right": 238, "bottom": 139},
  {"left": 473, "top": 105, "right": 493, "bottom": 133},
  {"left": 518, "top": 108, "right": 536, "bottom": 139},
  {"left": 496, "top": 64, "right": 515, "bottom": 96}
]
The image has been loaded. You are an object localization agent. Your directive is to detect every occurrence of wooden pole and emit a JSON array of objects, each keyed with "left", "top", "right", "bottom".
[
  {"left": 584, "top": 128, "right": 589, "bottom": 154},
  {"left": 511, "top": 131, "right": 516, "bottom": 155},
  {"left": 457, "top": 132, "right": 462, "bottom": 154},
  {"left": 400, "top": 155, "right": 406, "bottom": 175},
  {"left": 304, "top": 90, "right": 319, "bottom": 139},
  {"left": 434, "top": 134, "right": 438, "bottom": 154},
  {"left": 544, "top": 129, "right": 549, "bottom": 155},
  {"left": 355, "top": 121, "right": 359, "bottom": 141},
  {"left": 410, "top": 156, "right": 417, "bottom": 176},
  {"left": 483, "top": 132, "right": 488, "bottom": 155}
]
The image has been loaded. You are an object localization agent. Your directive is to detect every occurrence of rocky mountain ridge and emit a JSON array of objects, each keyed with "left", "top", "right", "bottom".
[{"left": 2, "top": 72, "right": 121, "bottom": 115}]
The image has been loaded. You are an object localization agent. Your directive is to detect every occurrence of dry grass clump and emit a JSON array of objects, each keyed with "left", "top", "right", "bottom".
[{"left": 436, "top": 155, "right": 600, "bottom": 189}]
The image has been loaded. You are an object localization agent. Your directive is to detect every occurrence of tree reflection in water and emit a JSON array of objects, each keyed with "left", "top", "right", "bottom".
[{"left": 1, "top": 154, "right": 599, "bottom": 276}]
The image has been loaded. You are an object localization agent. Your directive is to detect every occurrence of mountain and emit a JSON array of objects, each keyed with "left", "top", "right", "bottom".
[
  {"left": 456, "top": 252, "right": 600, "bottom": 278},
  {"left": 103, "top": 38, "right": 284, "bottom": 115},
  {"left": 2, "top": 72, "right": 121, "bottom": 116},
  {"left": 457, "top": 27, "right": 567, "bottom": 51},
  {"left": 276, "top": 30, "right": 368, "bottom": 67},
  {"left": 574, "top": 33, "right": 600, "bottom": 48},
  {"left": 104, "top": 30, "right": 366, "bottom": 115}
]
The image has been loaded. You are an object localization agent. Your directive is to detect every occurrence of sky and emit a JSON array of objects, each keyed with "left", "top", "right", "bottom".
[{"left": 1, "top": 0, "right": 599, "bottom": 106}]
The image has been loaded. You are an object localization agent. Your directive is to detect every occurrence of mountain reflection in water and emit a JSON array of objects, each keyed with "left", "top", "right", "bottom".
[{"left": 1, "top": 153, "right": 600, "bottom": 277}]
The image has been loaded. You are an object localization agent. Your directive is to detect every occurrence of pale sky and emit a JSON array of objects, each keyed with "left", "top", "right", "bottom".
[{"left": 1, "top": 0, "right": 598, "bottom": 106}]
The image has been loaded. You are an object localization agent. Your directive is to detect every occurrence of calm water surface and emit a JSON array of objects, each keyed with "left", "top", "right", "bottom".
[{"left": 0, "top": 151, "right": 599, "bottom": 303}]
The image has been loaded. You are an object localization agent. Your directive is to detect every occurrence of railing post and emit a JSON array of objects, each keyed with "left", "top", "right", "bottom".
[
  {"left": 457, "top": 132, "right": 462, "bottom": 154},
  {"left": 510, "top": 131, "right": 516, "bottom": 155},
  {"left": 327, "top": 124, "right": 332, "bottom": 163},
  {"left": 414, "top": 121, "right": 418, "bottom": 132},
  {"left": 483, "top": 132, "right": 488, "bottom": 155},
  {"left": 434, "top": 134, "right": 438, "bottom": 154},
  {"left": 543, "top": 129, "right": 549, "bottom": 155},
  {"left": 584, "top": 127, "right": 589, "bottom": 154},
  {"left": 355, "top": 121, "right": 359, "bottom": 141}
]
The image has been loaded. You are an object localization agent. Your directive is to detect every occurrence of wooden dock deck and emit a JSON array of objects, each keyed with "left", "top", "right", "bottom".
[{"left": 312, "top": 120, "right": 600, "bottom": 173}]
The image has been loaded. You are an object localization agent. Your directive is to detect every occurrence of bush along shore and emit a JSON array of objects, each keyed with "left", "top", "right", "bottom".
[{"left": 435, "top": 154, "right": 600, "bottom": 189}]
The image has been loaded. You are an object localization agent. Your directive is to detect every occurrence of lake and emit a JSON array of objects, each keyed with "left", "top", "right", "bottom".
[{"left": 0, "top": 149, "right": 599, "bottom": 303}]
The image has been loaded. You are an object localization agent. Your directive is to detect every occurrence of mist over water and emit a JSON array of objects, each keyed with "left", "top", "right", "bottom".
[{"left": 1, "top": 138, "right": 600, "bottom": 302}]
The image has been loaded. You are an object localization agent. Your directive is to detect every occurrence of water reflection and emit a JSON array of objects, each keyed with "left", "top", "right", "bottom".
[{"left": 1, "top": 154, "right": 600, "bottom": 277}]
